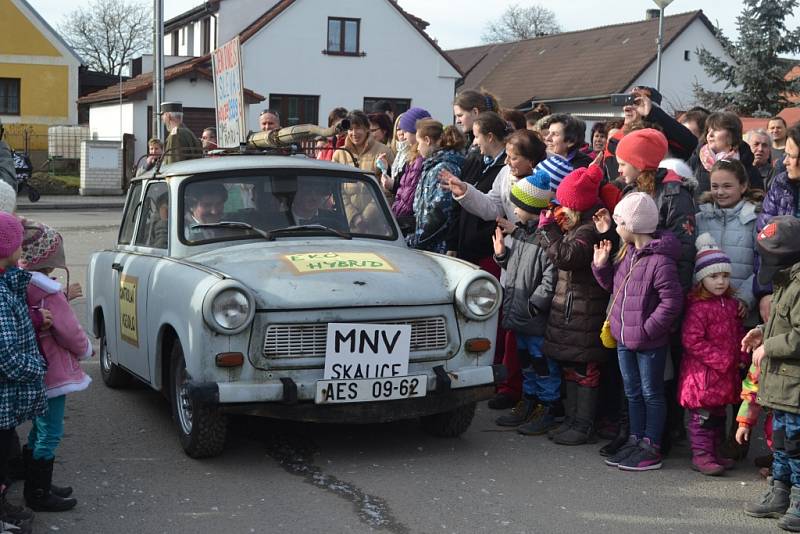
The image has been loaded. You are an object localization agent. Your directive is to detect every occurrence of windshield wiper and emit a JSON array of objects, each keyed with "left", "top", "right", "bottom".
[
  {"left": 191, "top": 221, "right": 271, "bottom": 240},
  {"left": 266, "top": 224, "right": 352, "bottom": 241}
]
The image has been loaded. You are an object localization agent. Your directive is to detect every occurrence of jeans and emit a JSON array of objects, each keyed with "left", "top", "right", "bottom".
[
  {"left": 772, "top": 410, "right": 800, "bottom": 487},
  {"left": 27, "top": 395, "right": 66, "bottom": 460},
  {"left": 617, "top": 344, "right": 667, "bottom": 445},
  {"left": 516, "top": 334, "right": 561, "bottom": 404}
]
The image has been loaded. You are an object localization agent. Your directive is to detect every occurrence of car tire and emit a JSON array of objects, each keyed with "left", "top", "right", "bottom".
[
  {"left": 99, "top": 323, "right": 132, "bottom": 388},
  {"left": 169, "top": 342, "right": 227, "bottom": 458},
  {"left": 420, "top": 402, "right": 477, "bottom": 438}
]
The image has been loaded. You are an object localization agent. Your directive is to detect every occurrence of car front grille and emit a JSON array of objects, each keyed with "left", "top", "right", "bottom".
[{"left": 263, "top": 317, "right": 449, "bottom": 358}]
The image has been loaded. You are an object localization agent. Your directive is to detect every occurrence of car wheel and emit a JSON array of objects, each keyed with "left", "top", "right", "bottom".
[
  {"left": 99, "top": 323, "right": 132, "bottom": 388},
  {"left": 169, "top": 342, "right": 227, "bottom": 458},
  {"left": 420, "top": 402, "right": 477, "bottom": 438}
]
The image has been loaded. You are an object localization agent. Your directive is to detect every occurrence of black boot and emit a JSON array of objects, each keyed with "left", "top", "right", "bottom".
[
  {"left": 554, "top": 386, "right": 598, "bottom": 446},
  {"left": 495, "top": 396, "right": 538, "bottom": 427},
  {"left": 22, "top": 447, "right": 72, "bottom": 498},
  {"left": 599, "top": 402, "right": 629, "bottom": 457},
  {"left": 548, "top": 381, "right": 575, "bottom": 440},
  {"left": 778, "top": 486, "right": 800, "bottom": 532},
  {"left": 0, "top": 486, "right": 33, "bottom": 534},
  {"left": 24, "top": 457, "right": 77, "bottom": 512}
]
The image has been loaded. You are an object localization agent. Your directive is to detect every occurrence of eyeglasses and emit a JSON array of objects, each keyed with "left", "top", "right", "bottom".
[{"left": 369, "top": 127, "right": 381, "bottom": 133}]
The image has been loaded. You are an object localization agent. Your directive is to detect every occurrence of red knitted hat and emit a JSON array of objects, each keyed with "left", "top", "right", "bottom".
[
  {"left": 555, "top": 165, "right": 603, "bottom": 212},
  {"left": 615, "top": 128, "right": 668, "bottom": 171}
]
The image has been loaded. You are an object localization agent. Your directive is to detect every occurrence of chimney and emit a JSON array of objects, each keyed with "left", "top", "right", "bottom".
[{"left": 646, "top": 9, "right": 660, "bottom": 20}]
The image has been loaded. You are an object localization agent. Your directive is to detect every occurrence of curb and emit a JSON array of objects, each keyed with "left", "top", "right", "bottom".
[{"left": 16, "top": 203, "right": 124, "bottom": 211}]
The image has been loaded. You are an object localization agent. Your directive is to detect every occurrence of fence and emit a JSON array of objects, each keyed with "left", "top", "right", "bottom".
[{"left": 2, "top": 124, "right": 121, "bottom": 173}]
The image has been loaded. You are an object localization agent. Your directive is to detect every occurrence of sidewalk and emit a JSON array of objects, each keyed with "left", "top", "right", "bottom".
[{"left": 16, "top": 194, "right": 125, "bottom": 212}]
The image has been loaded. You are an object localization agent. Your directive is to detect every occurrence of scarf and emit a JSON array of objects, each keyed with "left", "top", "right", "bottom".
[{"left": 699, "top": 144, "right": 739, "bottom": 172}]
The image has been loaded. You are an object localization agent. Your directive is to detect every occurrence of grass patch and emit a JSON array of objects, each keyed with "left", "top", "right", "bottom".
[{"left": 29, "top": 172, "right": 79, "bottom": 195}]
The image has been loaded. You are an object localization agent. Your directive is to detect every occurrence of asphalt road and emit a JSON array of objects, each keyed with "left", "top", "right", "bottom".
[{"left": 11, "top": 209, "right": 772, "bottom": 534}]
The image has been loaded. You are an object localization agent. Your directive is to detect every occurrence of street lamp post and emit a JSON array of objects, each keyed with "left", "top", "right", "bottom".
[{"left": 653, "top": 0, "right": 674, "bottom": 93}]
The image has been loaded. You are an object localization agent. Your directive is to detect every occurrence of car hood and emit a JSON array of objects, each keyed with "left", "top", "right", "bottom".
[{"left": 186, "top": 240, "right": 478, "bottom": 309}]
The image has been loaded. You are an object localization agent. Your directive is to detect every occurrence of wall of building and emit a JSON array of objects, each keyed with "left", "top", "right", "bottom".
[
  {"left": 217, "top": 0, "right": 278, "bottom": 44},
  {"left": 240, "top": 0, "right": 459, "bottom": 130}
]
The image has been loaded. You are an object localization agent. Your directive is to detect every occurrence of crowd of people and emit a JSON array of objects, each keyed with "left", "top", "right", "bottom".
[{"left": 316, "top": 88, "right": 800, "bottom": 530}]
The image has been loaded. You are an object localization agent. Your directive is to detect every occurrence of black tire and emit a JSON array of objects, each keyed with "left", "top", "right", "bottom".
[
  {"left": 99, "top": 322, "right": 132, "bottom": 388},
  {"left": 27, "top": 187, "right": 40, "bottom": 202},
  {"left": 420, "top": 402, "right": 477, "bottom": 438},
  {"left": 169, "top": 342, "right": 227, "bottom": 458}
]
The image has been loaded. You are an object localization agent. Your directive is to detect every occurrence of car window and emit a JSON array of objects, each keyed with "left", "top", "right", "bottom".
[
  {"left": 134, "top": 182, "right": 169, "bottom": 249},
  {"left": 181, "top": 174, "right": 396, "bottom": 244},
  {"left": 118, "top": 182, "right": 143, "bottom": 245}
]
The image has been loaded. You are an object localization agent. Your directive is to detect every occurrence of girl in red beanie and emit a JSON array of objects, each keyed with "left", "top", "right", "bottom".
[{"left": 538, "top": 165, "right": 616, "bottom": 446}]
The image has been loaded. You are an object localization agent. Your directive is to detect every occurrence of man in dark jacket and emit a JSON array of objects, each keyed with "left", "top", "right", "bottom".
[
  {"left": 743, "top": 216, "right": 800, "bottom": 529},
  {"left": 161, "top": 102, "right": 202, "bottom": 165}
]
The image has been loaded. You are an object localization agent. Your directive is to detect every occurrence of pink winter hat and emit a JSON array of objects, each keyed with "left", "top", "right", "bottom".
[
  {"left": 19, "top": 221, "right": 65, "bottom": 272},
  {"left": 0, "top": 212, "right": 23, "bottom": 258},
  {"left": 613, "top": 192, "right": 659, "bottom": 234}
]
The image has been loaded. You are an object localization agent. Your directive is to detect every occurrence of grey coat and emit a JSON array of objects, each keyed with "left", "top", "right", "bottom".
[
  {"left": 695, "top": 199, "right": 759, "bottom": 310},
  {"left": 494, "top": 224, "right": 556, "bottom": 337}
]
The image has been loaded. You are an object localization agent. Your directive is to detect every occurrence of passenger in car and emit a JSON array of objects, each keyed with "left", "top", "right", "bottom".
[
  {"left": 290, "top": 179, "right": 344, "bottom": 229},
  {"left": 150, "top": 193, "right": 169, "bottom": 248}
]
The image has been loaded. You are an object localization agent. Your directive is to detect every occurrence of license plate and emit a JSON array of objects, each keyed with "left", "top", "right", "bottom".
[{"left": 315, "top": 375, "right": 427, "bottom": 404}]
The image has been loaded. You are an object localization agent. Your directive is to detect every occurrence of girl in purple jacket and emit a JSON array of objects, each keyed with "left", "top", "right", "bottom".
[{"left": 592, "top": 192, "right": 683, "bottom": 471}]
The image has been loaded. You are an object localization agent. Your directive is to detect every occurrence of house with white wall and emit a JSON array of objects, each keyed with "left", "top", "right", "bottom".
[
  {"left": 162, "top": 0, "right": 463, "bottom": 128},
  {"left": 448, "top": 10, "right": 732, "bottom": 126}
]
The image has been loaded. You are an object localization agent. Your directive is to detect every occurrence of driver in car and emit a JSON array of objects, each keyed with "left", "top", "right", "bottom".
[{"left": 185, "top": 182, "right": 229, "bottom": 241}]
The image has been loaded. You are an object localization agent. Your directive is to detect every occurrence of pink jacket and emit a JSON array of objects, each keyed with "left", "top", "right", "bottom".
[
  {"left": 678, "top": 294, "right": 748, "bottom": 409},
  {"left": 27, "top": 272, "right": 92, "bottom": 398}
]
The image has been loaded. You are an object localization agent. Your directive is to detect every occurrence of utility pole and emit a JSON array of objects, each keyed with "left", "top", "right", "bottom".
[
  {"left": 652, "top": 0, "right": 674, "bottom": 93},
  {"left": 152, "top": 0, "right": 165, "bottom": 140}
]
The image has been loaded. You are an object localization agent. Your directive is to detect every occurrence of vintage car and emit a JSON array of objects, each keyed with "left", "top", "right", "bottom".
[{"left": 87, "top": 154, "right": 502, "bottom": 458}]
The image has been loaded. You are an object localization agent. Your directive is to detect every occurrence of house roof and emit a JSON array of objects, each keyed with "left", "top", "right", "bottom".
[
  {"left": 164, "top": 1, "right": 221, "bottom": 33},
  {"left": 14, "top": 0, "right": 83, "bottom": 64},
  {"left": 447, "top": 10, "right": 715, "bottom": 108},
  {"left": 77, "top": 55, "right": 265, "bottom": 105},
  {"left": 237, "top": 0, "right": 463, "bottom": 77}
]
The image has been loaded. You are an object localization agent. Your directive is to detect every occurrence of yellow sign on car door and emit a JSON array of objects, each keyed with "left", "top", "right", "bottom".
[{"left": 119, "top": 274, "right": 139, "bottom": 347}]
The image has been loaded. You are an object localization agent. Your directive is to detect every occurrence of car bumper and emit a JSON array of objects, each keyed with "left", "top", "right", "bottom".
[{"left": 186, "top": 364, "right": 505, "bottom": 424}]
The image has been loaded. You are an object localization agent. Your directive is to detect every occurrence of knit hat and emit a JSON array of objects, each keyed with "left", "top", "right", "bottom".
[
  {"left": 555, "top": 165, "right": 602, "bottom": 212},
  {"left": 510, "top": 169, "right": 553, "bottom": 213},
  {"left": 612, "top": 192, "right": 659, "bottom": 234},
  {"left": 0, "top": 181, "right": 16, "bottom": 214},
  {"left": 0, "top": 212, "right": 23, "bottom": 259},
  {"left": 536, "top": 155, "right": 573, "bottom": 193},
  {"left": 694, "top": 233, "right": 732, "bottom": 283},
  {"left": 615, "top": 129, "right": 668, "bottom": 171},
  {"left": 756, "top": 215, "right": 800, "bottom": 286},
  {"left": 398, "top": 107, "right": 431, "bottom": 134},
  {"left": 19, "top": 221, "right": 66, "bottom": 272}
]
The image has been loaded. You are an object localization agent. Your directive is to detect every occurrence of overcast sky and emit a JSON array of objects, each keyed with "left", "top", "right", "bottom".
[{"left": 26, "top": 0, "right": 800, "bottom": 52}]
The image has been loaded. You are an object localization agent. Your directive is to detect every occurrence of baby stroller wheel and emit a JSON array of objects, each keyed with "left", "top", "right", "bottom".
[{"left": 27, "top": 188, "right": 40, "bottom": 202}]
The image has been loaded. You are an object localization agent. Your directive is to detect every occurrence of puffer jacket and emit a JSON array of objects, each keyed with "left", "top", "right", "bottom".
[
  {"left": 757, "top": 263, "right": 800, "bottom": 415},
  {"left": 696, "top": 199, "right": 759, "bottom": 310},
  {"left": 754, "top": 171, "right": 799, "bottom": 296},
  {"left": 332, "top": 137, "right": 394, "bottom": 179},
  {"left": 391, "top": 155, "right": 423, "bottom": 218},
  {"left": 27, "top": 272, "right": 92, "bottom": 398},
  {"left": 540, "top": 208, "right": 614, "bottom": 363},
  {"left": 592, "top": 232, "right": 684, "bottom": 350},
  {"left": 494, "top": 223, "right": 557, "bottom": 336},
  {"left": 622, "top": 168, "right": 697, "bottom": 291},
  {"left": 679, "top": 294, "right": 748, "bottom": 409},
  {"left": 0, "top": 267, "right": 47, "bottom": 430},
  {"left": 408, "top": 148, "right": 464, "bottom": 253}
]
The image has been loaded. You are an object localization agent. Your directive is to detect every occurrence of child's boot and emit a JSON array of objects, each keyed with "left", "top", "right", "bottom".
[
  {"left": 711, "top": 422, "right": 735, "bottom": 470},
  {"left": 517, "top": 402, "right": 559, "bottom": 435},
  {"left": 689, "top": 411, "right": 724, "bottom": 476},
  {"left": 495, "top": 396, "right": 538, "bottom": 427},
  {"left": 22, "top": 447, "right": 72, "bottom": 498},
  {"left": 600, "top": 402, "right": 629, "bottom": 457},
  {"left": 745, "top": 477, "right": 790, "bottom": 518},
  {"left": 778, "top": 486, "right": 800, "bottom": 532},
  {"left": 548, "top": 381, "right": 575, "bottom": 440},
  {"left": 554, "top": 385, "right": 598, "bottom": 446},
  {"left": 24, "top": 457, "right": 76, "bottom": 512},
  {"left": 0, "top": 485, "right": 32, "bottom": 534}
]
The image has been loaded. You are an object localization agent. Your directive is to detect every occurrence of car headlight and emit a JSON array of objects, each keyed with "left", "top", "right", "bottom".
[
  {"left": 455, "top": 275, "right": 501, "bottom": 321},
  {"left": 202, "top": 281, "right": 255, "bottom": 334}
]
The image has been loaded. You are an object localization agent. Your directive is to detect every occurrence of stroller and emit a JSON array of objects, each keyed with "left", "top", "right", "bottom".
[{"left": 11, "top": 150, "right": 40, "bottom": 202}]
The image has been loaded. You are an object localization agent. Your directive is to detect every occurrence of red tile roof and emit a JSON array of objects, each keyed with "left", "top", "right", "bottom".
[
  {"left": 447, "top": 11, "right": 713, "bottom": 108},
  {"left": 78, "top": 56, "right": 265, "bottom": 105}
]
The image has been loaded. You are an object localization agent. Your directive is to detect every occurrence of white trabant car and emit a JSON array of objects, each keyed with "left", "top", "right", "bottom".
[{"left": 87, "top": 155, "right": 502, "bottom": 457}]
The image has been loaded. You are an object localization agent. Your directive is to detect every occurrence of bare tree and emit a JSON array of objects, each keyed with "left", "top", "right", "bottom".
[
  {"left": 482, "top": 3, "right": 561, "bottom": 43},
  {"left": 60, "top": 0, "right": 152, "bottom": 75}
]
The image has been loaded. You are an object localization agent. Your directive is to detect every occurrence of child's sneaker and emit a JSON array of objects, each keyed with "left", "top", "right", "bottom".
[
  {"left": 604, "top": 436, "right": 640, "bottom": 467},
  {"left": 691, "top": 453, "right": 725, "bottom": 476},
  {"left": 618, "top": 437, "right": 663, "bottom": 471}
]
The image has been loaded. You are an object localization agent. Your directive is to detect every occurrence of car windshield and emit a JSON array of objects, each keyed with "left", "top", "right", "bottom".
[{"left": 181, "top": 173, "right": 396, "bottom": 244}]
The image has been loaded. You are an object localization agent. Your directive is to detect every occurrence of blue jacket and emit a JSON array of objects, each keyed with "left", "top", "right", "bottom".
[
  {"left": 408, "top": 148, "right": 464, "bottom": 254},
  {"left": 0, "top": 267, "right": 46, "bottom": 429}
]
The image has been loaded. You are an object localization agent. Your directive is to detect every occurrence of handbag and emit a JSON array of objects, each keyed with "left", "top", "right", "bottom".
[{"left": 600, "top": 258, "right": 641, "bottom": 349}]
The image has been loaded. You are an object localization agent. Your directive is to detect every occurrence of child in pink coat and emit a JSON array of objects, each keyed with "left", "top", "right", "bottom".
[
  {"left": 19, "top": 223, "right": 90, "bottom": 512},
  {"left": 679, "top": 233, "right": 749, "bottom": 476}
]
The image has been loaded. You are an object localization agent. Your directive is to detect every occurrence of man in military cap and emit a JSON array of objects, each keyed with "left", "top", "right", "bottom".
[{"left": 161, "top": 102, "right": 202, "bottom": 165}]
